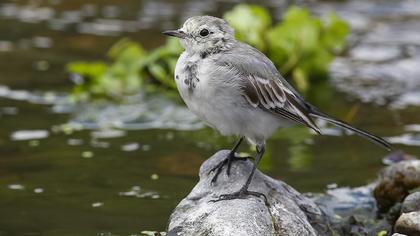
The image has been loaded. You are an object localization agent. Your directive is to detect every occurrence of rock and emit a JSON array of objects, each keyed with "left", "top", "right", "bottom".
[
  {"left": 392, "top": 233, "right": 408, "bottom": 236},
  {"left": 382, "top": 151, "right": 417, "bottom": 166},
  {"left": 167, "top": 150, "right": 332, "bottom": 236},
  {"left": 402, "top": 192, "right": 420, "bottom": 213},
  {"left": 373, "top": 160, "right": 420, "bottom": 213},
  {"left": 394, "top": 212, "right": 420, "bottom": 235}
]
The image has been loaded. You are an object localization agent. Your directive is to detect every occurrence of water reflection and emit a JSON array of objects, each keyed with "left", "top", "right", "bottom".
[
  {"left": 319, "top": 0, "right": 420, "bottom": 108},
  {"left": 0, "top": 85, "right": 203, "bottom": 131}
]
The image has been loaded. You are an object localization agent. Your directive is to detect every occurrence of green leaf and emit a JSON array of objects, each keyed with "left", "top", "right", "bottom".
[
  {"left": 149, "top": 63, "right": 176, "bottom": 89},
  {"left": 224, "top": 4, "right": 271, "bottom": 50},
  {"left": 376, "top": 230, "right": 387, "bottom": 236},
  {"left": 292, "top": 67, "right": 309, "bottom": 92},
  {"left": 108, "top": 38, "right": 146, "bottom": 61},
  {"left": 163, "top": 37, "right": 183, "bottom": 54},
  {"left": 321, "top": 12, "right": 349, "bottom": 53},
  {"left": 66, "top": 62, "right": 107, "bottom": 80},
  {"left": 266, "top": 6, "right": 348, "bottom": 90}
]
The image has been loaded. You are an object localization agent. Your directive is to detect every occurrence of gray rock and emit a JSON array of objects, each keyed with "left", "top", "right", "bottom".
[
  {"left": 373, "top": 160, "right": 420, "bottom": 213},
  {"left": 392, "top": 233, "right": 407, "bottom": 236},
  {"left": 167, "top": 150, "right": 332, "bottom": 236},
  {"left": 394, "top": 212, "right": 420, "bottom": 235},
  {"left": 402, "top": 192, "right": 420, "bottom": 213}
]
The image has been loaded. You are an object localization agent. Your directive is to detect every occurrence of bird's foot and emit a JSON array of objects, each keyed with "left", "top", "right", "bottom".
[
  {"left": 209, "top": 152, "right": 251, "bottom": 184},
  {"left": 210, "top": 188, "right": 268, "bottom": 206}
]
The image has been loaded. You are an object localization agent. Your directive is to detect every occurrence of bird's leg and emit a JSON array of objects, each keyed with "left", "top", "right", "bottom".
[
  {"left": 210, "top": 137, "right": 249, "bottom": 184},
  {"left": 210, "top": 144, "right": 268, "bottom": 205}
]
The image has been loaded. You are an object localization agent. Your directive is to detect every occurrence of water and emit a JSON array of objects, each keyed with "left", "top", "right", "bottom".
[{"left": 0, "top": 0, "right": 420, "bottom": 235}]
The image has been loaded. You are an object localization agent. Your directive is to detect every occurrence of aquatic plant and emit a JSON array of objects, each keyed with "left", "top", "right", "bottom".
[
  {"left": 67, "top": 5, "right": 349, "bottom": 101},
  {"left": 67, "top": 37, "right": 182, "bottom": 101},
  {"left": 227, "top": 5, "right": 349, "bottom": 92}
]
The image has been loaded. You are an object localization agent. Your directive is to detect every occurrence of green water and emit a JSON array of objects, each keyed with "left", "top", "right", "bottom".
[{"left": 1, "top": 0, "right": 420, "bottom": 235}]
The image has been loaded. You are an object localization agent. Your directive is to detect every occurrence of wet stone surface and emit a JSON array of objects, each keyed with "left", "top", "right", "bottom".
[
  {"left": 394, "top": 211, "right": 420, "bottom": 235},
  {"left": 169, "top": 152, "right": 420, "bottom": 236},
  {"left": 401, "top": 192, "right": 420, "bottom": 213},
  {"left": 167, "top": 150, "right": 332, "bottom": 236}
]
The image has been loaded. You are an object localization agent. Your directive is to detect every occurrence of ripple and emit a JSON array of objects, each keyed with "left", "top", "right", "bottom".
[
  {"left": 91, "top": 129, "right": 126, "bottom": 139},
  {"left": 66, "top": 94, "right": 203, "bottom": 131},
  {"left": 119, "top": 186, "right": 160, "bottom": 199},
  {"left": 387, "top": 134, "right": 420, "bottom": 146},
  {"left": 8, "top": 184, "right": 25, "bottom": 190},
  {"left": 121, "top": 142, "right": 140, "bottom": 152},
  {"left": 11, "top": 130, "right": 49, "bottom": 141}
]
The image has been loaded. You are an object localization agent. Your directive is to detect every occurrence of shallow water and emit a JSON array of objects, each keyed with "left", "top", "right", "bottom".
[{"left": 0, "top": 0, "right": 420, "bottom": 235}]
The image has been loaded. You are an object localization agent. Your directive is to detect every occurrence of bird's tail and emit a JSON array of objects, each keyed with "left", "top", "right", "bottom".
[{"left": 308, "top": 108, "right": 392, "bottom": 151}]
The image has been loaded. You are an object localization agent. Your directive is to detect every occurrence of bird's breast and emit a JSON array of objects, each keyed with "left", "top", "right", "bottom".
[
  {"left": 176, "top": 57, "right": 221, "bottom": 125},
  {"left": 174, "top": 53, "right": 213, "bottom": 100}
]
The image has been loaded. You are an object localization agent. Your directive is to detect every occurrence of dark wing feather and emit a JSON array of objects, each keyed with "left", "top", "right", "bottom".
[{"left": 243, "top": 75, "right": 321, "bottom": 134}]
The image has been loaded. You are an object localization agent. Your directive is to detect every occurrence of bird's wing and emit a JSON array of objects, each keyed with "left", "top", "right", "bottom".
[
  {"left": 242, "top": 74, "right": 321, "bottom": 134},
  {"left": 213, "top": 42, "right": 392, "bottom": 149},
  {"left": 215, "top": 42, "right": 320, "bottom": 133}
]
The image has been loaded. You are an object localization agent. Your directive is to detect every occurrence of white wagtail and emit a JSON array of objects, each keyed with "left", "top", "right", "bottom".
[{"left": 163, "top": 16, "right": 391, "bottom": 201}]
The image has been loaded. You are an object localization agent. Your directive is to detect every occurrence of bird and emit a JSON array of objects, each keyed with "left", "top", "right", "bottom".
[{"left": 162, "top": 15, "right": 391, "bottom": 202}]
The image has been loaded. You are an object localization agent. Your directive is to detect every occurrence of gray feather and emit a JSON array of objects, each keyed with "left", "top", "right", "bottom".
[{"left": 214, "top": 42, "right": 321, "bottom": 134}]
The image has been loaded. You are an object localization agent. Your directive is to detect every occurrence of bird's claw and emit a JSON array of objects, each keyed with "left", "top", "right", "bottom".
[
  {"left": 209, "top": 153, "right": 251, "bottom": 184},
  {"left": 210, "top": 189, "right": 268, "bottom": 206}
]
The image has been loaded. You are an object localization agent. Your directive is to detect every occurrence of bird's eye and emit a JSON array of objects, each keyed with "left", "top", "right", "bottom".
[{"left": 199, "top": 28, "right": 209, "bottom": 37}]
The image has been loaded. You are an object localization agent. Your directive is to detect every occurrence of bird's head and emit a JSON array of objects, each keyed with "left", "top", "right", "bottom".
[{"left": 163, "top": 16, "right": 235, "bottom": 56}]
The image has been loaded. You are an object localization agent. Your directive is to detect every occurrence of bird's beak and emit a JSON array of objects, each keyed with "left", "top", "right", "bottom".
[{"left": 162, "top": 30, "right": 187, "bottom": 38}]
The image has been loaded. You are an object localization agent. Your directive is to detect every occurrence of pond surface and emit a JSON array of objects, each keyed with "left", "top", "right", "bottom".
[{"left": 1, "top": 0, "right": 420, "bottom": 235}]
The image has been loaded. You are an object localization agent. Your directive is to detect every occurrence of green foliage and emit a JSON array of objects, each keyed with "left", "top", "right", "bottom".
[
  {"left": 224, "top": 4, "right": 271, "bottom": 50},
  {"left": 66, "top": 5, "right": 349, "bottom": 100},
  {"left": 376, "top": 230, "right": 387, "bottom": 236},
  {"left": 224, "top": 5, "right": 349, "bottom": 92},
  {"left": 275, "top": 8, "right": 348, "bottom": 91},
  {"left": 67, "top": 38, "right": 182, "bottom": 101}
]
